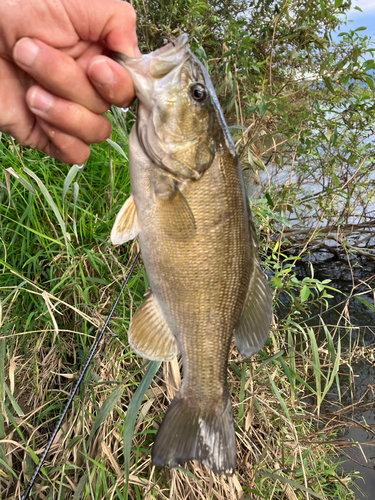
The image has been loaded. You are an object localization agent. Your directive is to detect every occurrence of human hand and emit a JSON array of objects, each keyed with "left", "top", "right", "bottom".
[{"left": 0, "top": 0, "right": 139, "bottom": 163}]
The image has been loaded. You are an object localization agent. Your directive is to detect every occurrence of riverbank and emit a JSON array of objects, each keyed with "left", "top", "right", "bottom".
[
  {"left": 295, "top": 257, "right": 375, "bottom": 500},
  {"left": 0, "top": 129, "right": 362, "bottom": 499}
]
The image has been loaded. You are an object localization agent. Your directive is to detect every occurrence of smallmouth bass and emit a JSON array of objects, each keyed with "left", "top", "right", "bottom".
[{"left": 110, "top": 35, "right": 272, "bottom": 475}]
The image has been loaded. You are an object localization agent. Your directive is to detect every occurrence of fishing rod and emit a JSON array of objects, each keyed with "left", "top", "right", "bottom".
[{"left": 21, "top": 251, "right": 141, "bottom": 500}]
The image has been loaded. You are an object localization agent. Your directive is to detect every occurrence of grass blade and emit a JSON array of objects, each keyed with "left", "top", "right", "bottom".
[
  {"left": 24, "top": 167, "right": 69, "bottom": 251},
  {"left": 4, "top": 382, "right": 25, "bottom": 417},
  {"left": 353, "top": 295, "right": 375, "bottom": 313},
  {"left": 5, "top": 167, "right": 36, "bottom": 194},
  {"left": 123, "top": 361, "right": 161, "bottom": 499},
  {"left": 288, "top": 330, "right": 296, "bottom": 404},
  {"left": 307, "top": 327, "right": 322, "bottom": 413},
  {"left": 238, "top": 362, "right": 246, "bottom": 428},
  {"left": 263, "top": 470, "right": 325, "bottom": 499},
  {"left": 267, "top": 369, "right": 290, "bottom": 420},
  {"left": 87, "top": 383, "right": 124, "bottom": 446},
  {"left": 107, "top": 138, "right": 128, "bottom": 159},
  {"left": 0, "top": 214, "right": 64, "bottom": 247},
  {"left": 0, "top": 339, "right": 5, "bottom": 465},
  {"left": 322, "top": 322, "right": 341, "bottom": 403},
  {"left": 0, "top": 456, "right": 18, "bottom": 480},
  {"left": 1, "top": 280, "right": 26, "bottom": 307},
  {"left": 73, "top": 181, "right": 79, "bottom": 241},
  {"left": 62, "top": 164, "right": 84, "bottom": 205}
]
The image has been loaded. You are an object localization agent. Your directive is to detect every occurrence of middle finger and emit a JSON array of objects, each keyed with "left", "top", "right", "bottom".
[{"left": 14, "top": 37, "right": 108, "bottom": 114}]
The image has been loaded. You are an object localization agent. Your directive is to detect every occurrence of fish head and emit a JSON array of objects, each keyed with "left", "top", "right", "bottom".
[{"left": 112, "top": 35, "right": 235, "bottom": 181}]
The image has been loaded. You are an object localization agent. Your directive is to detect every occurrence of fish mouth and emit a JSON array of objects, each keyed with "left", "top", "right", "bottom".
[
  {"left": 150, "top": 34, "right": 189, "bottom": 58},
  {"left": 110, "top": 34, "right": 188, "bottom": 64},
  {"left": 109, "top": 34, "right": 188, "bottom": 75},
  {"left": 110, "top": 34, "right": 190, "bottom": 110}
]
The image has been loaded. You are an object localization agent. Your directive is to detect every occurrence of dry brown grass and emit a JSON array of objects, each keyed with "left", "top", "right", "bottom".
[{"left": 0, "top": 308, "right": 356, "bottom": 500}]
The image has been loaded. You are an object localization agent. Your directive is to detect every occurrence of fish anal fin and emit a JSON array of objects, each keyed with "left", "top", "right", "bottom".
[
  {"left": 129, "top": 295, "right": 178, "bottom": 361},
  {"left": 234, "top": 264, "right": 273, "bottom": 359},
  {"left": 111, "top": 194, "right": 139, "bottom": 245},
  {"left": 152, "top": 392, "right": 236, "bottom": 476}
]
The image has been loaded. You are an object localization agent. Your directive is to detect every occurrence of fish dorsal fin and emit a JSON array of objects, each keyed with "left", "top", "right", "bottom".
[
  {"left": 111, "top": 194, "right": 139, "bottom": 245},
  {"left": 234, "top": 263, "right": 273, "bottom": 359},
  {"left": 156, "top": 188, "right": 196, "bottom": 241},
  {"left": 129, "top": 294, "right": 178, "bottom": 361}
]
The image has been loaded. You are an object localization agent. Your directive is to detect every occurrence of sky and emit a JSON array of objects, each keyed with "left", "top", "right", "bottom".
[{"left": 336, "top": 0, "right": 375, "bottom": 40}]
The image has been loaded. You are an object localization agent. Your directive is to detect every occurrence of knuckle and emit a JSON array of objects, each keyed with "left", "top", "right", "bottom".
[
  {"left": 122, "top": 2, "right": 137, "bottom": 24},
  {"left": 95, "top": 118, "right": 111, "bottom": 143},
  {"left": 59, "top": 143, "right": 90, "bottom": 165},
  {"left": 57, "top": 134, "right": 79, "bottom": 152},
  {"left": 22, "top": 120, "right": 44, "bottom": 149},
  {"left": 68, "top": 103, "right": 84, "bottom": 125}
]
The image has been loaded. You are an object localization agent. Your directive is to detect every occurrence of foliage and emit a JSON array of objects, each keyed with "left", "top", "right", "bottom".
[{"left": 134, "top": 0, "right": 375, "bottom": 258}]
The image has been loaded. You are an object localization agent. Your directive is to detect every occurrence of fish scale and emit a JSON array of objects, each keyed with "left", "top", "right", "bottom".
[{"left": 110, "top": 34, "right": 273, "bottom": 475}]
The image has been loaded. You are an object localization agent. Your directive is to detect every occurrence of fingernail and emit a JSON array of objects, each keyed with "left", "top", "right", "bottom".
[
  {"left": 89, "top": 59, "right": 114, "bottom": 85},
  {"left": 29, "top": 87, "right": 54, "bottom": 112},
  {"left": 14, "top": 38, "right": 39, "bottom": 66}
]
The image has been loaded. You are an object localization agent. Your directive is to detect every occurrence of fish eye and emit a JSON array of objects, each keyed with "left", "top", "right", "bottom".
[{"left": 190, "top": 83, "right": 207, "bottom": 103}]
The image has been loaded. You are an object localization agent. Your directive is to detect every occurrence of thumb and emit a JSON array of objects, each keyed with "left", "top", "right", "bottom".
[{"left": 66, "top": 0, "right": 139, "bottom": 57}]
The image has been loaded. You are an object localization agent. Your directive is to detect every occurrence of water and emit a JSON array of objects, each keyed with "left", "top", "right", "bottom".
[
  {"left": 248, "top": 158, "right": 375, "bottom": 496},
  {"left": 294, "top": 255, "right": 375, "bottom": 499},
  {"left": 250, "top": 164, "right": 375, "bottom": 251}
]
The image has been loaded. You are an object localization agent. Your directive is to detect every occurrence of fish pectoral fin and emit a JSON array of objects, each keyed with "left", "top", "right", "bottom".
[
  {"left": 156, "top": 188, "right": 196, "bottom": 241},
  {"left": 234, "top": 264, "right": 273, "bottom": 359},
  {"left": 110, "top": 194, "right": 139, "bottom": 245},
  {"left": 129, "top": 295, "right": 178, "bottom": 361}
]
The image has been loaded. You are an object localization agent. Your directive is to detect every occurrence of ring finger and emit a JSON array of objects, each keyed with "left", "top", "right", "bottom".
[{"left": 26, "top": 84, "right": 111, "bottom": 145}]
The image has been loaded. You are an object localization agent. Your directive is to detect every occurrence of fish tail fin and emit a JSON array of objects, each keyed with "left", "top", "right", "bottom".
[{"left": 151, "top": 390, "right": 236, "bottom": 475}]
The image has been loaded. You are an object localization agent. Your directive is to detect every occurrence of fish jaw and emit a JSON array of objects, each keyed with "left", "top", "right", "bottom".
[
  {"left": 112, "top": 37, "right": 217, "bottom": 182},
  {"left": 111, "top": 34, "right": 189, "bottom": 112}
]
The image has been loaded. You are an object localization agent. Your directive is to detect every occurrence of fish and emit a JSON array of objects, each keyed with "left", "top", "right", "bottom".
[{"left": 110, "top": 34, "right": 273, "bottom": 476}]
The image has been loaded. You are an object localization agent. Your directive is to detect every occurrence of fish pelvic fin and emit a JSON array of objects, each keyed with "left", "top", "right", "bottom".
[
  {"left": 234, "top": 263, "right": 273, "bottom": 359},
  {"left": 111, "top": 193, "right": 139, "bottom": 245},
  {"left": 152, "top": 391, "right": 236, "bottom": 476},
  {"left": 129, "top": 295, "right": 178, "bottom": 361}
]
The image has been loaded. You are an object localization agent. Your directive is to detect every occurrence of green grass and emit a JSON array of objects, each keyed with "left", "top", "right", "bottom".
[{"left": 0, "top": 119, "right": 358, "bottom": 499}]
